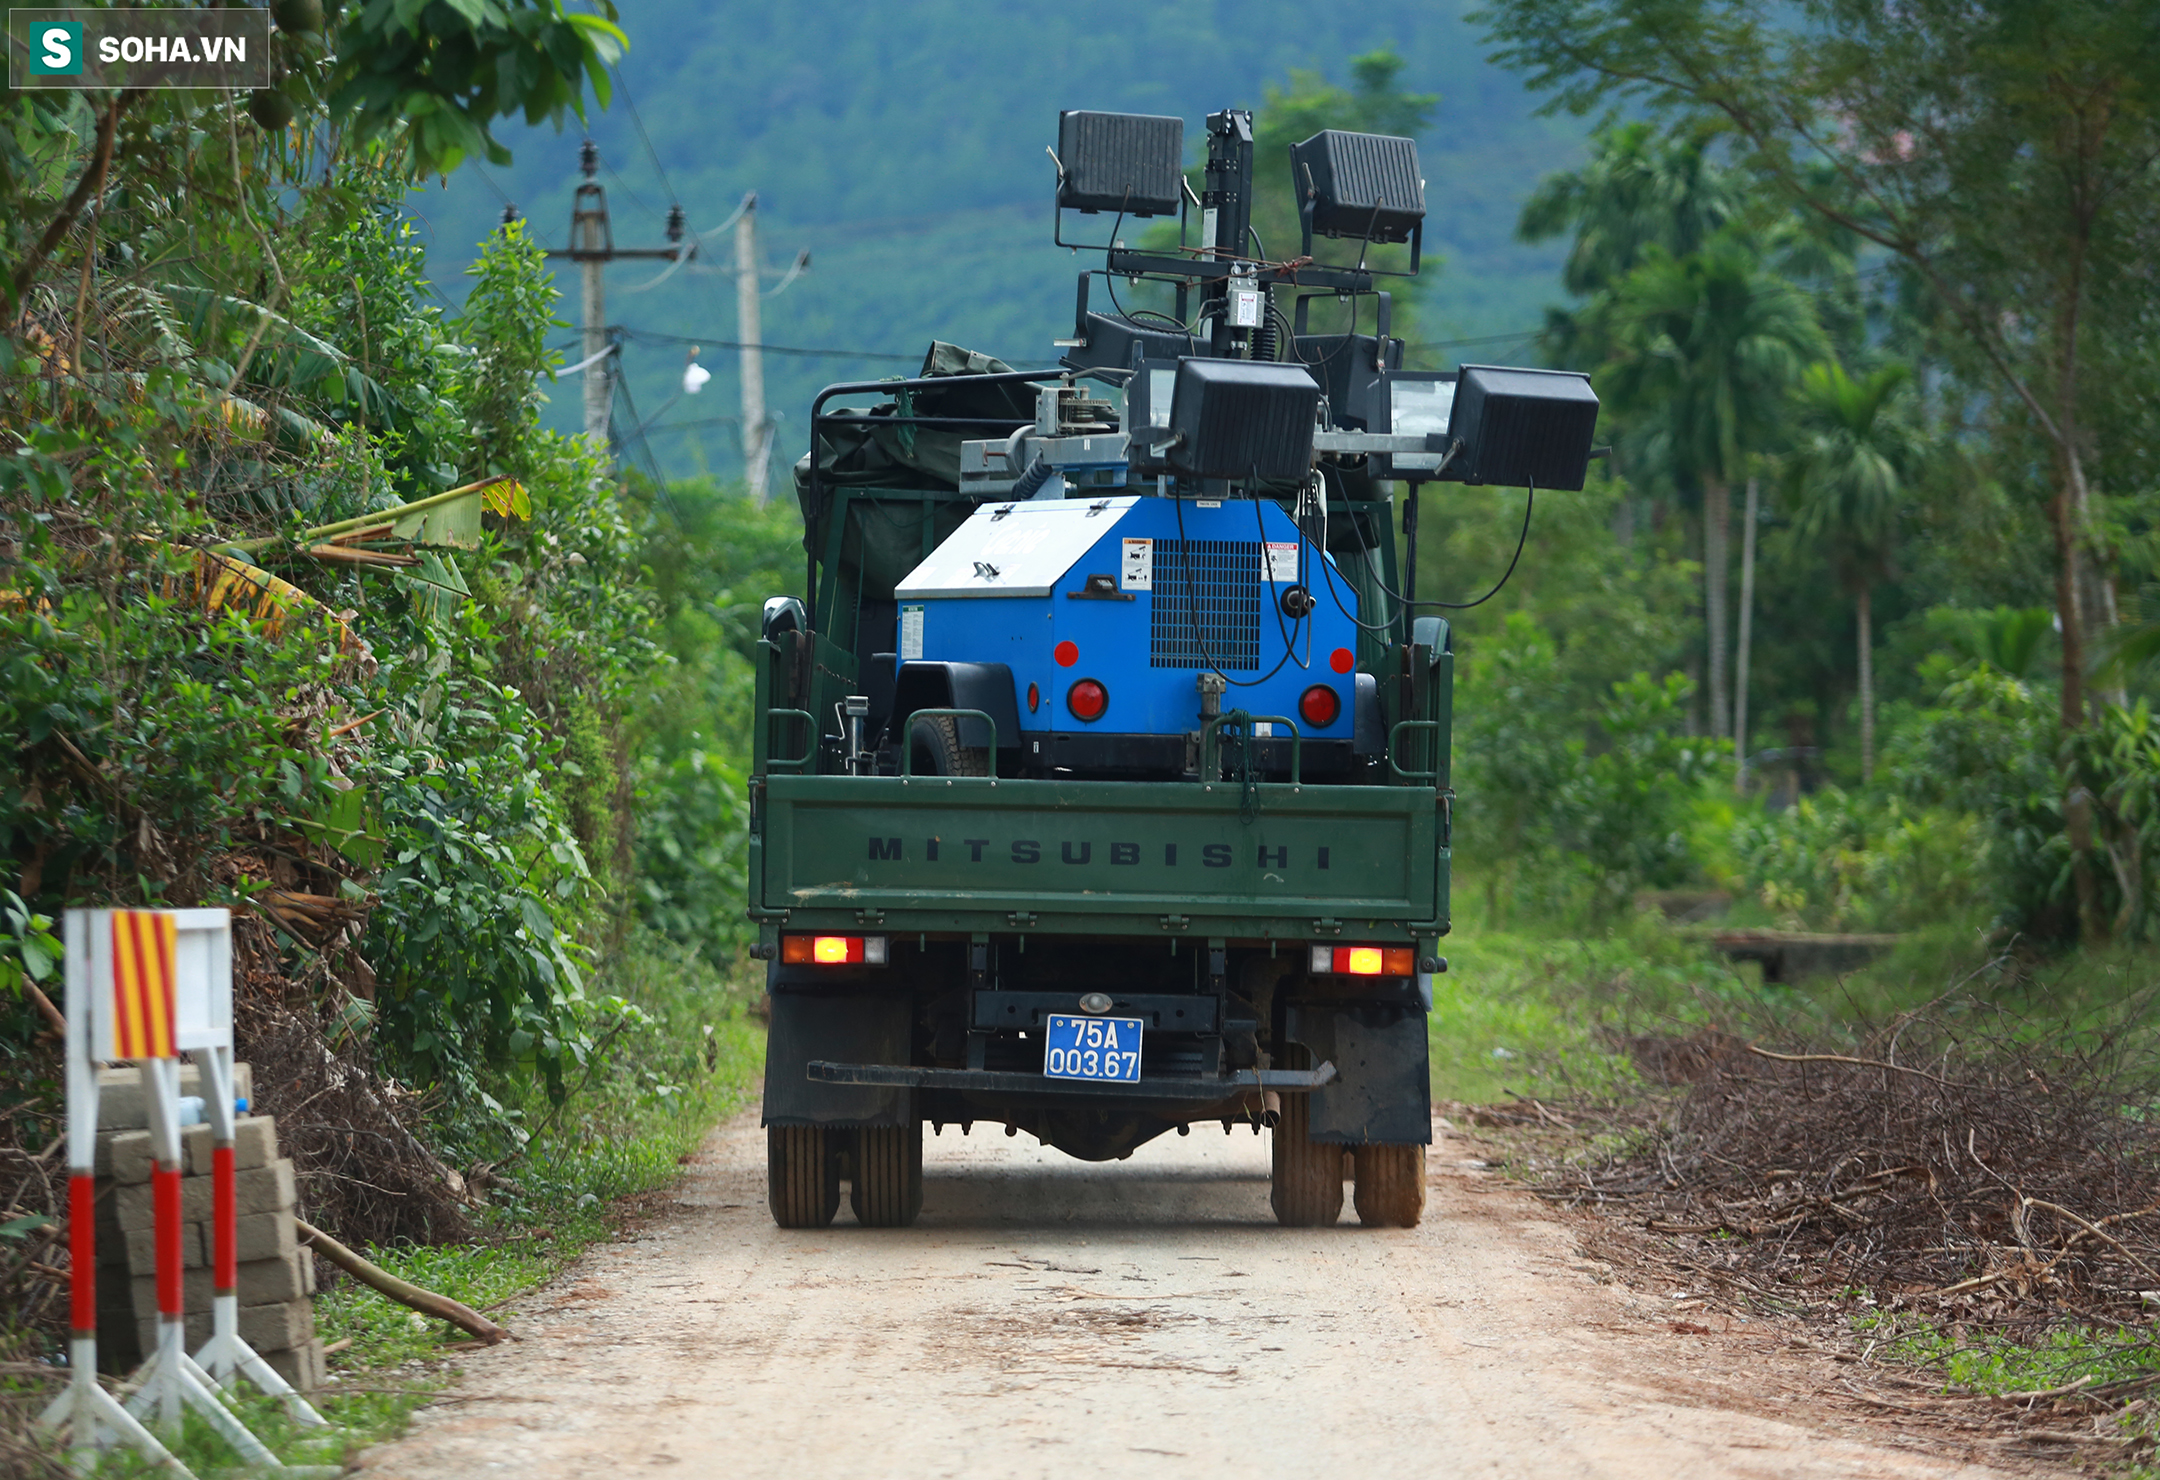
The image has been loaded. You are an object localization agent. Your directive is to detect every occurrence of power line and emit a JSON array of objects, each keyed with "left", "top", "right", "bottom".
[
  {"left": 611, "top": 364, "right": 675, "bottom": 497},
  {"left": 474, "top": 164, "right": 517, "bottom": 212},
  {"left": 612, "top": 65, "right": 679, "bottom": 208},
  {"left": 604, "top": 161, "right": 667, "bottom": 225},
  {"left": 617, "top": 326, "right": 921, "bottom": 362}
]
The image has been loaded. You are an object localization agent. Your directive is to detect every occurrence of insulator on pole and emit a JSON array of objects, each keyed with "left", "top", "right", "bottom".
[
  {"left": 579, "top": 138, "right": 599, "bottom": 178},
  {"left": 666, "top": 204, "right": 685, "bottom": 244}
]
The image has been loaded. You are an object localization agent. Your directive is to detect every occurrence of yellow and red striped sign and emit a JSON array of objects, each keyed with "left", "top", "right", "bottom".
[{"left": 110, "top": 911, "right": 177, "bottom": 1059}]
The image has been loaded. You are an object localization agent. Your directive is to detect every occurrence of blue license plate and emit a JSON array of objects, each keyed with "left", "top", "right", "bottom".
[{"left": 1042, "top": 1014, "right": 1144, "bottom": 1083}]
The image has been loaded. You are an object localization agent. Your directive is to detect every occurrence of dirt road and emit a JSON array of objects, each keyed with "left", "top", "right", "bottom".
[{"left": 361, "top": 1112, "right": 2021, "bottom": 1479}]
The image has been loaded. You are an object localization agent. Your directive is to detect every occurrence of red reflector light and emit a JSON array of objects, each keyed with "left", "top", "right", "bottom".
[
  {"left": 781, "top": 935, "right": 888, "bottom": 965},
  {"left": 1309, "top": 944, "right": 1416, "bottom": 977},
  {"left": 1067, "top": 678, "right": 1108, "bottom": 722},
  {"left": 1299, "top": 684, "right": 1341, "bottom": 729},
  {"left": 1330, "top": 647, "right": 1355, "bottom": 674}
]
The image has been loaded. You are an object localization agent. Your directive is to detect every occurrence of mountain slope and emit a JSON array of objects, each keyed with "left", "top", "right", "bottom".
[{"left": 407, "top": 0, "right": 1583, "bottom": 482}]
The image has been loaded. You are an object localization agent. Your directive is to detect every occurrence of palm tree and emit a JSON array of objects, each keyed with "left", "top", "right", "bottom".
[
  {"left": 1785, "top": 361, "right": 1921, "bottom": 782},
  {"left": 1518, "top": 121, "right": 1746, "bottom": 369},
  {"left": 1598, "top": 234, "right": 1827, "bottom": 745}
]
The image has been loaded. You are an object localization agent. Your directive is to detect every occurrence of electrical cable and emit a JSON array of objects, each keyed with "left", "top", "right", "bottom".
[
  {"left": 1097, "top": 271, "right": 1198, "bottom": 349},
  {"left": 603, "top": 161, "right": 667, "bottom": 225},
  {"left": 1306, "top": 475, "right": 1402, "bottom": 636},
  {"left": 1253, "top": 482, "right": 1311, "bottom": 673},
  {"left": 612, "top": 65, "right": 679, "bottom": 207},
  {"left": 614, "top": 327, "right": 922, "bottom": 362},
  {"left": 609, "top": 369, "right": 678, "bottom": 512},
  {"left": 1412, "top": 481, "right": 1533, "bottom": 610},
  {"left": 1171, "top": 488, "right": 1300, "bottom": 689},
  {"left": 1311, "top": 462, "right": 1536, "bottom": 623}
]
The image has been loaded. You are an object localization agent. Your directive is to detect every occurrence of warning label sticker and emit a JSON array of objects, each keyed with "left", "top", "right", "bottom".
[
  {"left": 900, "top": 604, "right": 925, "bottom": 660},
  {"left": 1263, "top": 542, "right": 1299, "bottom": 584},
  {"left": 1122, "top": 538, "right": 1154, "bottom": 591}
]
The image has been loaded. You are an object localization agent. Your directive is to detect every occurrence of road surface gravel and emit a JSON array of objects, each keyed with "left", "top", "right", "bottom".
[{"left": 359, "top": 1110, "right": 2025, "bottom": 1479}]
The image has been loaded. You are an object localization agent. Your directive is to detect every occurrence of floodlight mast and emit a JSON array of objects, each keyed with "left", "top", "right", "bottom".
[
  {"left": 1199, "top": 110, "right": 1255, "bottom": 356},
  {"left": 1076, "top": 112, "right": 1407, "bottom": 344}
]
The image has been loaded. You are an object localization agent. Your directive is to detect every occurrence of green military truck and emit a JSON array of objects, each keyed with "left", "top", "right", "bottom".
[{"left": 745, "top": 106, "right": 1597, "bottom": 1229}]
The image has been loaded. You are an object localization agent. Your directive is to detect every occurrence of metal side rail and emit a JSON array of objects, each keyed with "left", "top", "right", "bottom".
[{"left": 806, "top": 1060, "right": 1337, "bottom": 1099}]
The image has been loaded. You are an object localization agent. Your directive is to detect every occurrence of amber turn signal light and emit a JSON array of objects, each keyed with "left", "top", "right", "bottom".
[{"left": 1307, "top": 944, "right": 1415, "bottom": 977}]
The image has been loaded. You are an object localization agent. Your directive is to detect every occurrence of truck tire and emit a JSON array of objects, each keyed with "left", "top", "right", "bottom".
[
  {"left": 1270, "top": 1089, "right": 1344, "bottom": 1227},
  {"left": 1351, "top": 1144, "right": 1426, "bottom": 1228},
  {"left": 767, "top": 1126, "right": 840, "bottom": 1228},
  {"left": 851, "top": 1122, "right": 924, "bottom": 1227},
  {"left": 909, "top": 714, "right": 989, "bottom": 778}
]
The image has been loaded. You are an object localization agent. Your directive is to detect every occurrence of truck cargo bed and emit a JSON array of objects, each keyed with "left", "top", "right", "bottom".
[{"left": 752, "top": 774, "right": 1445, "bottom": 940}]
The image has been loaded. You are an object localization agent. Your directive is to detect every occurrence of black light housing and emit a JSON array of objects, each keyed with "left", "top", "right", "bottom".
[
  {"left": 1289, "top": 130, "right": 1425, "bottom": 261},
  {"left": 1447, "top": 365, "right": 1601, "bottom": 491},
  {"left": 1165, "top": 359, "right": 1320, "bottom": 483},
  {"left": 1057, "top": 111, "right": 1184, "bottom": 218}
]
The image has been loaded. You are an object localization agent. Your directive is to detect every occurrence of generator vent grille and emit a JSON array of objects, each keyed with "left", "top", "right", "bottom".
[{"left": 1150, "top": 540, "right": 1261, "bottom": 670}]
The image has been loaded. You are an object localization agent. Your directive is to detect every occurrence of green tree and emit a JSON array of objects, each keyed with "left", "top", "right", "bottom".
[
  {"left": 1475, "top": 0, "right": 2160, "bottom": 731},
  {"left": 1517, "top": 120, "right": 1744, "bottom": 365},
  {"left": 1596, "top": 232, "right": 1826, "bottom": 745},
  {"left": 2, "top": 0, "right": 624, "bottom": 314},
  {"left": 1784, "top": 361, "right": 1921, "bottom": 780}
]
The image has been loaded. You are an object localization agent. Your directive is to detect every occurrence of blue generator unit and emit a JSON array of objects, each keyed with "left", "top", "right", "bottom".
[{"left": 889, "top": 491, "right": 1377, "bottom": 780}]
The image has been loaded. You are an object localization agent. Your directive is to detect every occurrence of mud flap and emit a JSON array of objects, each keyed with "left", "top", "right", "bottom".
[
  {"left": 1284, "top": 1001, "right": 1431, "bottom": 1145},
  {"left": 762, "top": 986, "right": 913, "bottom": 1128}
]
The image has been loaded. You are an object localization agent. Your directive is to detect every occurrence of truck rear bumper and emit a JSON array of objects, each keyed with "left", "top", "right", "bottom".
[{"left": 806, "top": 1059, "right": 1337, "bottom": 1100}]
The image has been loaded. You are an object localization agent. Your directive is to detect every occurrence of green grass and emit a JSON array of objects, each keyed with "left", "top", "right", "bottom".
[
  {"left": 1860, "top": 1312, "right": 2160, "bottom": 1396},
  {"left": 1429, "top": 898, "right": 1749, "bottom": 1103}
]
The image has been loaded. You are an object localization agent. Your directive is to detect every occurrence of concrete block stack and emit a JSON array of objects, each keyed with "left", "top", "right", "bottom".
[{"left": 89, "top": 1064, "right": 327, "bottom": 1391}]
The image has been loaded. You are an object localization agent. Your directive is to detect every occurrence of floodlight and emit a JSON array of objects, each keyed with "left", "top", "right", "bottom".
[
  {"left": 1289, "top": 130, "right": 1425, "bottom": 252},
  {"left": 1056, "top": 111, "right": 1184, "bottom": 218},
  {"left": 1124, "top": 357, "right": 1179, "bottom": 476},
  {"left": 1165, "top": 359, "right": 1320, "bottom": 482},
  {"left": 1448, "top": 365, "right": 1600, "bottom": 491},
  {"left": 1375, "top": 372, "right": 1458, "bottom": 479}
]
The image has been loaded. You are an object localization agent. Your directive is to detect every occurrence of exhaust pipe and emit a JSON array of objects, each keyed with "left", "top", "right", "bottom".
[{"left": 1259, "top": 1089, "right": 1282, "bottom": 1129}]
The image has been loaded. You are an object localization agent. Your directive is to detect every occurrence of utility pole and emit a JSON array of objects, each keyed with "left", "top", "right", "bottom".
[
  {"left": 542, "top": 141, "right": 692, "bottom": 454},
  {"left": 735, "top": 192, "right": 770, "bottom": 502}
]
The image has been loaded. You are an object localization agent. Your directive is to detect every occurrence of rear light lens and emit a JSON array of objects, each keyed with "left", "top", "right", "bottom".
[
  {"left": 782, "top": 934, "right": 889, "bottom": 965},
  {"left": 1066, "top": 678, "right": 1109, "bottom": 722},
  {"left": 1299, "top": 684, "right": 1341, "bottom": 729},
  {"left": 1308, "top": 944, "right": 1416, "bottom": 977}
]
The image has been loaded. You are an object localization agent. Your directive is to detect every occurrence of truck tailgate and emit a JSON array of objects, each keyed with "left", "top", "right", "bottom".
[{"left": 755, "top": 775, "right": 1444, "bottom": 938}]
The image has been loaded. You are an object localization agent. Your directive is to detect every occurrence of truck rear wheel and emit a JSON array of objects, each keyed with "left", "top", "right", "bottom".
[
  {"left": 1270, "top": 1089, "right": 1344, "bottom": 1227},
  {"left": 1351, "top": 1144, "right": 1426, "bottom": 1228},
  {"left": 909, "top": 714, "right": 989, "bottom": 778},
  {"left": 851, "top": 1122, "right": 924, "bottom": 1227},
  {"left": 767, "top": 1126, "right": 840, "bottom": 1228}
]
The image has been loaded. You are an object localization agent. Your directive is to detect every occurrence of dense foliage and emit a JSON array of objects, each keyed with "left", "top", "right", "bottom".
[
  {"left": 1436, "top": 3, "right": 2160, "bottom": 949},
  {"left": 0, "top": 8, "right": 800, "bottom": 1357}
]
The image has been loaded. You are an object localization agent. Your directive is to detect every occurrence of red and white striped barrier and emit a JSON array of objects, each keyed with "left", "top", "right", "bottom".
[{"left": 40, "top": 908, "right": 331, "bottom": 1475}]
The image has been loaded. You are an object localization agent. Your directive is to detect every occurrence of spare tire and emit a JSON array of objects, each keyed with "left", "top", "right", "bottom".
[{"left": 907, "top": 714, "right": 988, "bottom": 778}]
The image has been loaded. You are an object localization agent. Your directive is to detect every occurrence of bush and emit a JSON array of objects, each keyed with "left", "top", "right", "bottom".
[{"left": 1459, "top": 612, "right": 1727, "bottom": 919}]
